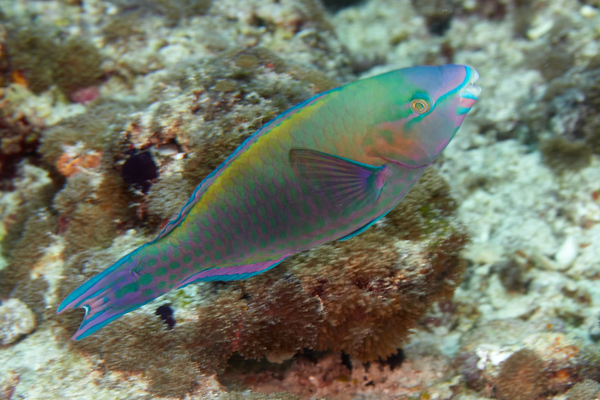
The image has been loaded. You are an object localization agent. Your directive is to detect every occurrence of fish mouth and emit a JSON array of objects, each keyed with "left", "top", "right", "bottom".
[{"left": 459, "top": 66, "right": 481, "bottom": 108}]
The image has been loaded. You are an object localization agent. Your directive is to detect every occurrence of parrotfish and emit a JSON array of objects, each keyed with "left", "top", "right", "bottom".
[{"left": 58, "top": 64, "right": 481, "bottom": 340}]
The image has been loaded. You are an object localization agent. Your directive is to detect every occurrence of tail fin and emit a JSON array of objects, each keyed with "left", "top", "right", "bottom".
[{"left": 57, "top": 247, "right": 153, "bottom": 340}]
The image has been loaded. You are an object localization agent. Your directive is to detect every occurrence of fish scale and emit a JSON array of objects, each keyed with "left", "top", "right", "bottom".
[{"left": 58, "top": 64, "right": 481, "bottom": 340}]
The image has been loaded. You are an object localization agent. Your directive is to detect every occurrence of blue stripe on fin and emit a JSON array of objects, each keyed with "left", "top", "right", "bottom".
[
  {"left": 175, "top": 256, "right": 289, "bottom": 289},
  {"left": 72, "top": 300, "right": 155, "bottom": 341},
  {"left": 56, "top": 246, "right": 143, "bottom": 313}
]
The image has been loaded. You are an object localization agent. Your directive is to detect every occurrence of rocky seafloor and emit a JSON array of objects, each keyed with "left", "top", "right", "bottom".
[{"left": 1, "top": 0, "right": 600, "bottom": 399}]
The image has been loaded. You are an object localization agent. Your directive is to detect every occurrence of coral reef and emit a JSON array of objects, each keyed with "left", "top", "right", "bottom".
[
  {"left": 494, "top": 349, "right": 548, "bottom": 400},
  {"left": 111, "top": 0, "right": 213, "bottom": 26},
  {"left": 0, "top": 298, "right": 36, "bottom": 345},
  {"left": 0, "top": 104, "right": 42, "bottom": 187},
  {"left": 2, "top": 0, "right": 600, "bottom": 398},
  {"left": 0, "top": 164, "right": 55, "bottom": 297},
  {"left": 53, "top": 164, "right": 467, "bottom": 397},
  {"left": 540, "top": 137, "right": 592, "bottom": 172},
  {"left": 0, "top": 11, "right": 465, "bottom": 397},
  {"left": 2, "top": 24, "right": 104, "bottom": 99},
  {"left": 566, "top": 379, "right": 600, "bottom": 400},
  {"left": 453, "top": 318, "right": 600, "bottom": 399}
]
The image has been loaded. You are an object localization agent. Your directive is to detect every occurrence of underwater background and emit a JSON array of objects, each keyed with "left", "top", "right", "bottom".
[{"left": 0, "top": 0, "right": 599, "bottom": 399}]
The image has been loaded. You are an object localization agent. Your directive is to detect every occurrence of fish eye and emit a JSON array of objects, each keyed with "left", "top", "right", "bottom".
[{"left": 410, "top": 99, "right": 430, "bottom": 114}]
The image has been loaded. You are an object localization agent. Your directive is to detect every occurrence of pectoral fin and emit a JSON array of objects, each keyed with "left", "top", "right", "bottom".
[{"left": 289, "top": 148, "right": 390, "bottom": 211}]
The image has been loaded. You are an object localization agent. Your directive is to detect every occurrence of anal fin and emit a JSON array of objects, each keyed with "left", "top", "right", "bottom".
[{"left": 175, "top": 255, "right": 289, "bottom": 289}]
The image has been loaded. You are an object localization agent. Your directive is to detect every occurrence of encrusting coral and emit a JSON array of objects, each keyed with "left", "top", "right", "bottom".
[
  {"left": 1, "top": 210, "right": 56, "bottom": 318},
  {"left": 0, "top": 166, "right": 55, "bottom": 299},
  {"left": 540, "top": 137, "right": 592, "bottom": 172}
]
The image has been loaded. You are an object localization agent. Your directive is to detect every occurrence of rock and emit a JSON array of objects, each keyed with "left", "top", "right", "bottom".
[
  {"left": 0, "top": 299, "right": 36, "bottom": 345},
  {"left": 454, "top": 319, "right": 600, "bottom": 398},
  {"left": 556, "top": 235, "right": 579, "bottom": 270},
  {"left": 566, "top": 379, "right": 600, "bottom": 400}
]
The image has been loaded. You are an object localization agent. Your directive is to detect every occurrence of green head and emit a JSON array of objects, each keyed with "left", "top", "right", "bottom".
[{"left": 363, "top": 64, "right": 481, "bottom": 168}]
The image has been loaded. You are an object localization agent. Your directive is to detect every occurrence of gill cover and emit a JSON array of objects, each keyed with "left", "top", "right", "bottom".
[{"left": 363, "top": 65, "right": 481, "bottom": 169}]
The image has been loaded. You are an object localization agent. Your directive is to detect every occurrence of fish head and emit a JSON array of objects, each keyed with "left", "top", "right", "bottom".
[{"left": 366, "top": 64, "right": 481, "bottom": 169}]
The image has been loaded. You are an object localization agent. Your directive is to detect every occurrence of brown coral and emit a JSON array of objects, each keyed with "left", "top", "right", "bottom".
[{"left": 495, "top": 349, "right": 549, "bottom": 400}]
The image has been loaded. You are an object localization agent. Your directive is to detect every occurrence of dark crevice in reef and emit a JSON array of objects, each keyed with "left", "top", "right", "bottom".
[
  {"left": 121, "top": 149, "right": 159, "bottom": 194},
  {"left": 155, "top": 304, "right": 176, "bottom": 330},
  {"left": 379, "top": 348, "right": 405, "bottom": 371},
  {"left": 322, "top": 0, "right": 367, "bottom": 12}
]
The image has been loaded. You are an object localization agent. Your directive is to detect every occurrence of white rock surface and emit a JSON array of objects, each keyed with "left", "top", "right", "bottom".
[{"left": 0, "top": 299, "right": 36, "bottom": 345}]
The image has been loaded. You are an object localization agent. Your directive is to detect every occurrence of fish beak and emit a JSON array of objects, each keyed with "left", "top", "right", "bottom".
[{"left": 459, "top": 66, "right": 481, "bottom": 108}]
